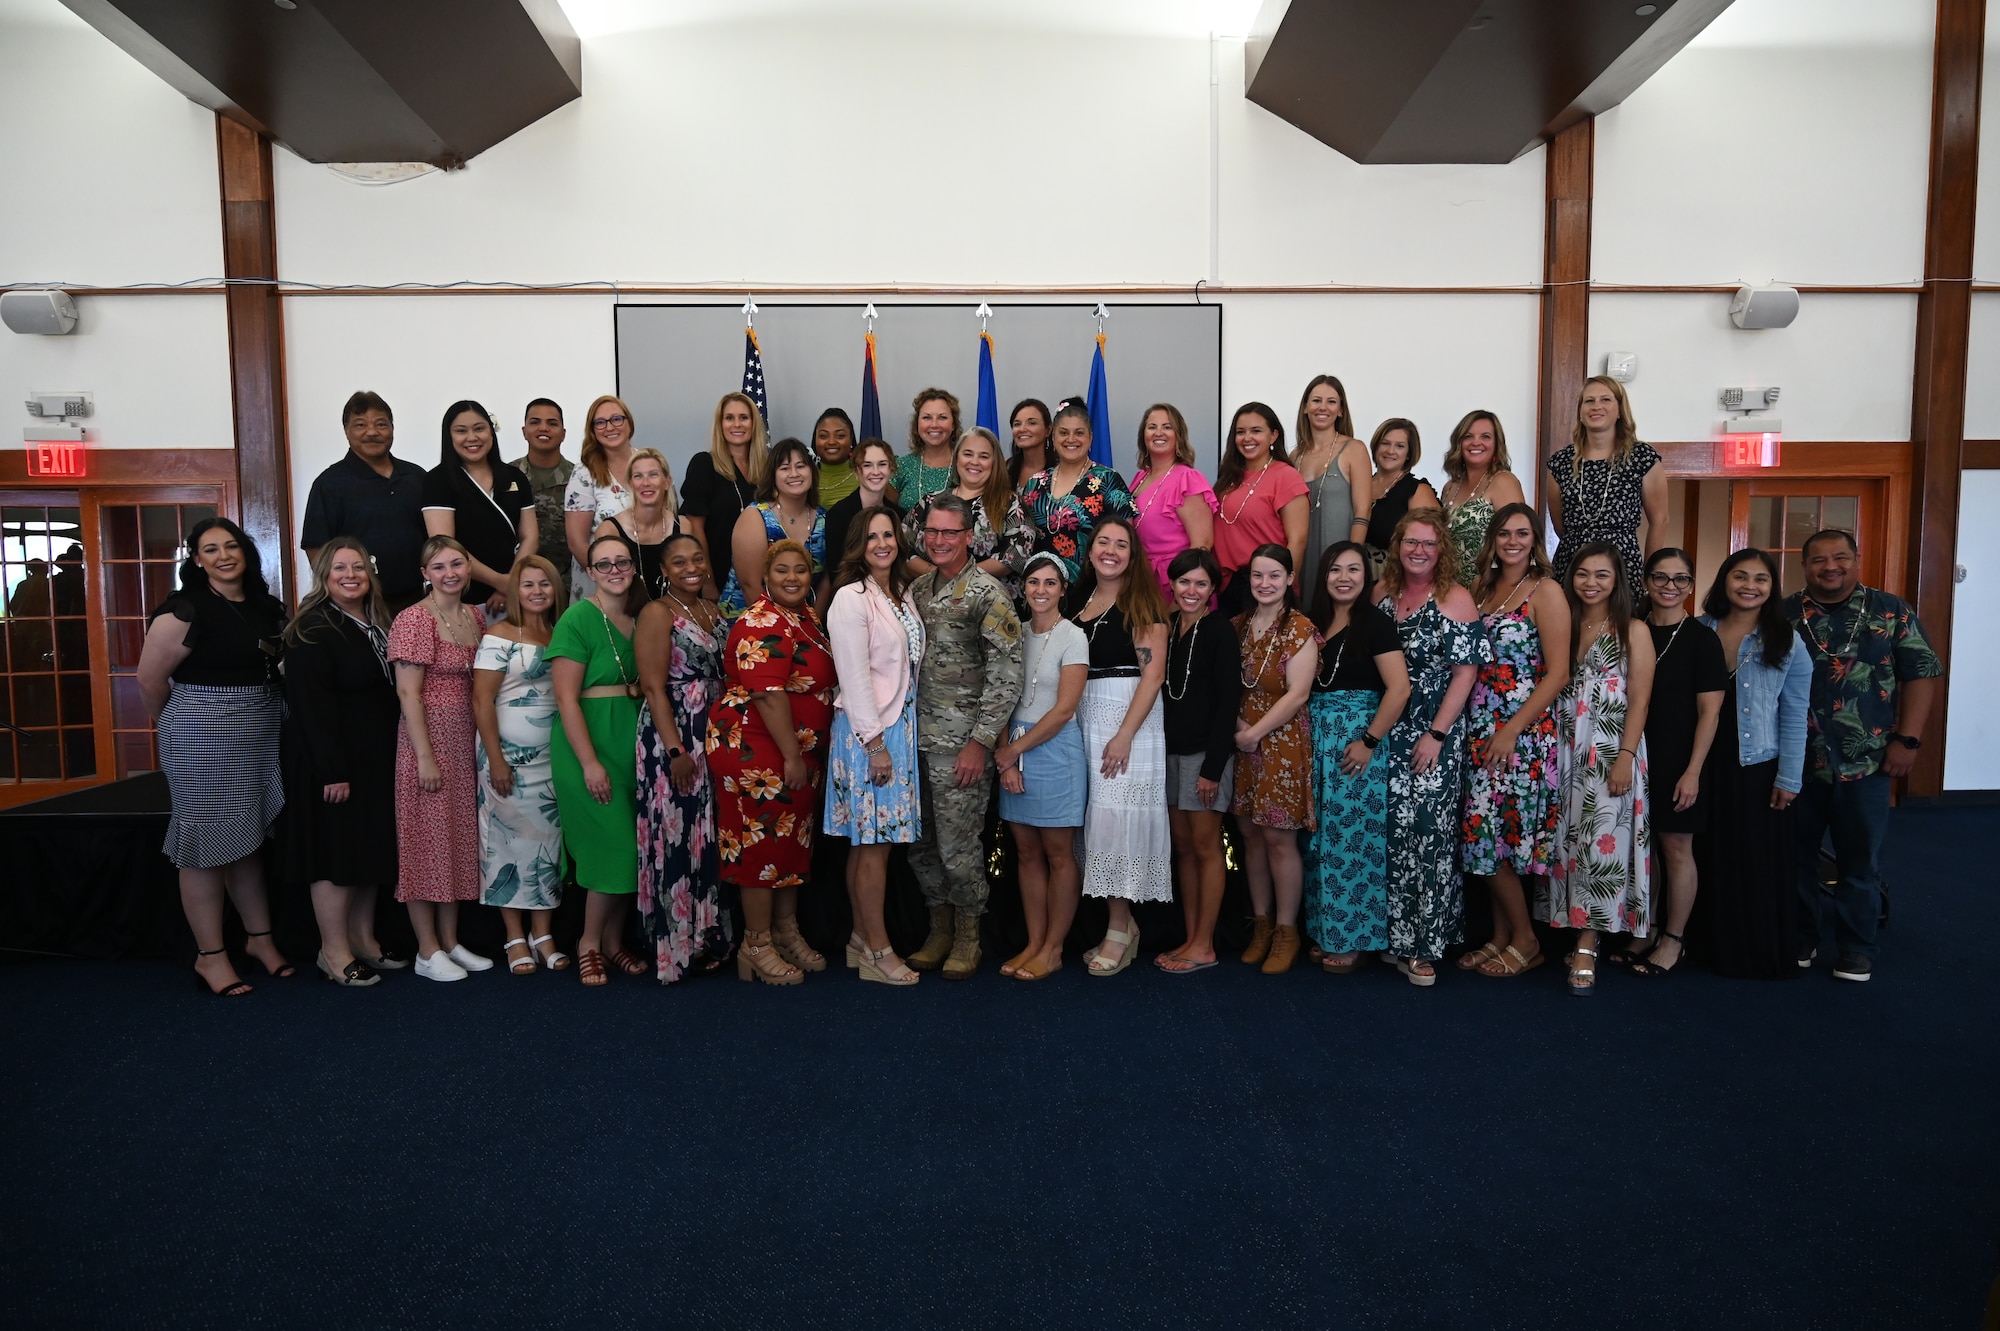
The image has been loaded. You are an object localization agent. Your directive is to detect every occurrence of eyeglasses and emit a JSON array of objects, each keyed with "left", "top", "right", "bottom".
[
  {"left": 922, "top": 527, "right": 969, "bottom": 538},
  {"left": 591, "top": 557, "right": 635, "bottom": 574},
  {"left": 591, "top": 414, "right": 628, "bottom": 431},
  {"left": 1400, "top": 538, "right": 1439, "bottom": 551},
  {"left": 1647, "top": 572, "right": 1695, "bottom": 589}
]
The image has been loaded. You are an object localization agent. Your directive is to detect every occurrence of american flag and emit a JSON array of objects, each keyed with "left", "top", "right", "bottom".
[{"left": 742, "top": 328, "right": 768, "bottom": 423}]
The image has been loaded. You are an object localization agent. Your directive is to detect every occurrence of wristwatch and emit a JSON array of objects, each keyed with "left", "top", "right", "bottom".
[
  {"left": 664, "top": 745, "right": 685, "bottom": 761},
  {"left": 1426, "top": 728, "right": 1449, "bottom": 743},
  {"left": 1358, "top": 732, "right": 1381, "bottom": 750},
  {"left": 1888, "top": 733, "right": 1922, "bottom": 750}
]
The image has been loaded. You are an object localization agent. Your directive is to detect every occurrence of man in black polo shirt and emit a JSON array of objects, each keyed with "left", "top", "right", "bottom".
[{"left": 300, "top": 391, "right": 430, "bottom": 611}]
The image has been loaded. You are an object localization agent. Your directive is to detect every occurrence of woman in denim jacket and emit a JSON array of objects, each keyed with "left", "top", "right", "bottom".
[{"left": 1695, "top": 548, "right": 1813, "bottom": 977}]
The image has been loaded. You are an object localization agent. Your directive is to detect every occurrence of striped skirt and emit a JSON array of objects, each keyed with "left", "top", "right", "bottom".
[{"left": 158, "top": 682, "right": 285, "bottom": 870}]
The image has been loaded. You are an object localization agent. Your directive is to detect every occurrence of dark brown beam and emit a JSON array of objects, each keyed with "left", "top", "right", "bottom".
[
  {"left": 1536, "top": 116, "right": 1593, "bottom": 507},
  {"left": 1905, "top": 0, "right": 1984, "bottom": 797},
  {"left": 217, "top": 115, "right": 293, "bottom": 603}
]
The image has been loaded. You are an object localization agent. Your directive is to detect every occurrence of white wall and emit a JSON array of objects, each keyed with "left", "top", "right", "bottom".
[{"left": 0, "top": 295, "right": 235, "bottom": 451}]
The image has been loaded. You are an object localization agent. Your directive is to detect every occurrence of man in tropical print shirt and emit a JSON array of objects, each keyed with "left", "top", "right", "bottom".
[{"left": 1781, "top": 529, "right": 1942, "bottom": 984}]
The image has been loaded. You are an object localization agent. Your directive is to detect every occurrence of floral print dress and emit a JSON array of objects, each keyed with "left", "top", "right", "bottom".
[
  {"left": 1380, "top": 595, "right": 1491, "bottom": 959},
  {"left": 1445, "top": 495, "right": 1495, "bottom": 589},
  {"left": 474, "top": 635, "right": 563, "bottom": 910},
  {"left": 1460, "top": 598, "right": 1561, "bottom": 876},
  {"left": 637, "top": 603, "right": 729, "bottom": 982},
  {"left": 903, "top": 493, "right": 1036, "bottom": 601},
  {"left": 1542, "top": 629, "right": 1652, "bottom": 934},
  {"left": 706, "top": 597, "right": 836, "bottom": 890},
  {"left": 1230, "top": 608, "right": 1316, "bottom": 830},
  {"left": 1017, "top": 463, "right": 1134, "bottom": 570}
]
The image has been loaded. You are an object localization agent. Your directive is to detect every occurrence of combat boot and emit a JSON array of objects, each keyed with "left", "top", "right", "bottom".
[
  {"left": 942, "top": 909, "right": 983, "bottom": 980},
  {"left": 907, "top": 904, "right": 955, "bottom": 971}
]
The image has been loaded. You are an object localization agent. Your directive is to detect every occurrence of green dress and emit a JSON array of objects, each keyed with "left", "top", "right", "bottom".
[
  {"left": 546, "top": 599, "right": 641, "bottom": 895},
  {"left": 1446, "top": 496, "right": 1495, "bottom": 589}
]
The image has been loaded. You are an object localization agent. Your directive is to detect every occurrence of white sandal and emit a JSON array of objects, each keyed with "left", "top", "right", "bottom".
[
  {"left": 530, "top": 933, "right": 571, "bottom": 971},
  {"left": 504, "top": 937, "right": 536, "bottom": 975},
  {"left": 1087, "top": 926, "right": 1138, "bottom": 977}
]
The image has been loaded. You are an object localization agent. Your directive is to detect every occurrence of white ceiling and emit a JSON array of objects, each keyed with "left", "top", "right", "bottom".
[{"left": 553, "top": 0, "right": 1266, "bottom": 40}]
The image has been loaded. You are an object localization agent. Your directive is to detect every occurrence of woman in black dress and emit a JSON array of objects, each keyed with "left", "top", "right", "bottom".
[
  {"left": 1613, "top": 547, "right": 1725, "bottom": 976},
  {"left": 596, "top": 448, "right": 686, "bottom": 599},
  {"left": 283, "top": 538, "right": 405, "bottom": 986},
  {"left": 421, "top": 399, "right": 537, "bottom": 615},
  {"left": 1545, "top": 376, "right": 1669, "bottom": 586},
  {"left": 134, "top": 518, "right": 291, "bottom": 997},
  {"left": 1362, "top": 418, "right": 1440, "bottom": 579},
  {"left": 1693, "top": 547, "right": 1813, "bottom": 978}
]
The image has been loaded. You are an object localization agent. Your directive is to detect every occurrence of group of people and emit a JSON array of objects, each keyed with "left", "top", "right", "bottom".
[{"left": 140, "top": 376, "right": 1941, "bottom": 998}]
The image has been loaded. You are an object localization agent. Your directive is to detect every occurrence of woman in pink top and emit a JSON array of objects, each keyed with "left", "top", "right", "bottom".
[
  {"left": 1212, "top": 402, "right": 1310, "bottom": 615},
  {"left": 1130, "top": 403, "right": 1218, "bottom": 596}
]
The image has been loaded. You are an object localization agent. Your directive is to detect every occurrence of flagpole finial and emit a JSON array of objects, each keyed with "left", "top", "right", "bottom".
[
  {"left": 976, "top": 301, "right": 993, "bottom": 332},
  {"left": 862, "top": 302, "right": 877, "bottom": 334},
  {"left": 1092, "top": 302, "right": 1109, "bottom": 335},
  {"left": 742, "top": 297, "right": 758, "bottom": 328}
]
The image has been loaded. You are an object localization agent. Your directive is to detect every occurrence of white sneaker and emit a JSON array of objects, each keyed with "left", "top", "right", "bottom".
[
  {"left": 415, "top": 950, "right": 468, "bottom": 982},
  {"left": 446, "top": 944, "right": 493, "bottom": 972}
]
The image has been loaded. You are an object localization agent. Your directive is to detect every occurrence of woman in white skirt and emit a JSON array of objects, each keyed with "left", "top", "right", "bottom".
[
  {"left": 1068, "top": 515, "right": 1172, "bottom": 976},
  {"left": 996, "top": 552, "right": 1090, "bottom": 981},
  {"left": 136, "top": 517, "right": 291, "bottom": 997}
]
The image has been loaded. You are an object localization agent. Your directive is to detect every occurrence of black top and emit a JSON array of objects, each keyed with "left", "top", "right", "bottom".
[
  {"left": 680, "top": 452, "right": 758, "bottom": 591},
  {"left": 299, "top": 450, "right": 431, "bottom": 597},
  {"left": 824, "top": 493, "right": 902, "bottom": 582},
  {"left": 1645, "top": 614, "right": 1728, "bottom": 833},
  {"left": 1074, "top": 605, "right": 1140, "bottom": 677},
  {"left": 1364, "top": 472, "right": 1422, "bottom": 550},
  {"left": 421, "top": 461, "right": 534, "bottom": 604},
  {"left": 151, "top": 586, "right": 286, "bottom": 687},
  {"left": 610, "top": 511, "right": 688, "bottom": 600},
  {"left": 1163, "top": 610, "right": 1243, "bottom": 779},
  {"left": 281, "top": 601, "right": 396, "bottom": 786},
  {"left": 1312, "top": 602, "right": 1403, "bottom": 694}
]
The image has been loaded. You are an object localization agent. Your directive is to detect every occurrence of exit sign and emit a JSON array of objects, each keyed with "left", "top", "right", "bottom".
[
  {"left": 1721, "top": 431, "right": 1781, "bottom": 469},
  {"left": 26, "top": 441, "right": 88, "bottom": 477}
]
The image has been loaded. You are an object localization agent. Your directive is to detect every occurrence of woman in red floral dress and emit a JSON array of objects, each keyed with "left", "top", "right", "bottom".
[{"left": 706, "top": 541, "right": 836, "bottom": 984}]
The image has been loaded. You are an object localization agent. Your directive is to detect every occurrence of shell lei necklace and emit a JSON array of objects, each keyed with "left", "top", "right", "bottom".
[
  {"left": 1240, "top": 608, "right": 1287, "bottom": 688},
  {"left": 596, "top": 596, "right": 641, "bottom": 699},
  {"left": 1314, "top": 621, "right": 1349, "bottom": 687},
  {"left": 1166, "top": 613, "right": 1202, "bottom": 701},
  {"left": 1803, "top": 598, "right": 1865, "bottom": 659},
  {"left": 1220, "top": 461, "right": 1273, "bottom": 525}
]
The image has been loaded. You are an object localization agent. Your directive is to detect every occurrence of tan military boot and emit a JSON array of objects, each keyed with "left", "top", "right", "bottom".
[
  {"left": 907, "top": 904, "right": 955, "bottom": 971},
  {"left": 943, "top": 909, "right": 983, "bottom": 980}
]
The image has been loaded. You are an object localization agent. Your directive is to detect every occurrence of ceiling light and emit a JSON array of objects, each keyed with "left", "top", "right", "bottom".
[{"left": 1635, "top": 5, "right": 1658, "bottom": 14}]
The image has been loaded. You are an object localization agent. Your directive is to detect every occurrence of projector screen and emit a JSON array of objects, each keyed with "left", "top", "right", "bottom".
[{"left": 613, "top": 302, "right": 1224, "bottom": 491}]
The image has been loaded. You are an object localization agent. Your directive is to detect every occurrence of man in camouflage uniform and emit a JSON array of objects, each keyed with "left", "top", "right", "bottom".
[{"left": 907, "top": 495, "right": 1023, "bottom": 979}]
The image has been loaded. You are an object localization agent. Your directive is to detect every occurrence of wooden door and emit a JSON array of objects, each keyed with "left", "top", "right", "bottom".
[{"left": 1729, "top": 479, "right": 1886, "bottom": 598}]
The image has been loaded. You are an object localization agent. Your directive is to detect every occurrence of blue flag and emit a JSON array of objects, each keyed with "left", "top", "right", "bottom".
[
  {"left": 742, "top": 328, "right": 768, "bottom": 423},
  {"left": 859, "top": 332, "right": 882, "bottom": 441},
  {"left": 1086, "top": 333, "right": 1112, "bottom": 467},
  {"left": 975, "top": 332, "right": 999, "bottom": 436}
]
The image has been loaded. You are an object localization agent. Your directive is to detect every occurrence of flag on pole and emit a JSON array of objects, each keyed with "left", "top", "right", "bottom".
[
  {"left": 1086, "top": 333, "right": 1112, "bottom": 467},
  {"left": 975, "top": 331, "right": 999, "bottom": 436},
  {"left": 742, "top": 327, "right": 768, "bottom": 423},
  {"left": 858, "top": 332, "right": 882, "bottom": 440}
]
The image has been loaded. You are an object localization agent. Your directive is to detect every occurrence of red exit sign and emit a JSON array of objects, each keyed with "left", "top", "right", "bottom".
[
  {"left": 1721, "top": 431, "right": 1781, "bottom": 469},
  {"left": 26, "top": 441, "right": 88, "bottom": 477}
]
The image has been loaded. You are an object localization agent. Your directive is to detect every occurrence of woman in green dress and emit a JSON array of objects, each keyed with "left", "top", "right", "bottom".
[
  {"left": 549, "top": 532, "right": 650, "bottom": 985},
  {"left": 1438, "top": 410, "right": 1525, "bottom": 589}
]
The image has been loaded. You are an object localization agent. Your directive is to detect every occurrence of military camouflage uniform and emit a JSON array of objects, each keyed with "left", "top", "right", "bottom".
[{"left": 908, "top": 562, "right": 1023, "bottom": 913}]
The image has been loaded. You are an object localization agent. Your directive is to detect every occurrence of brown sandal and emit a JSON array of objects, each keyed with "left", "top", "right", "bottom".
[
  {"left": 1456, "top": 941, "right": 1504, "bottom": 971},
  {"left": 737, "top": 929, "right": 803, "bottom": 986},
  {"left": 606, "top": 949, "right": 648, "bottom": 977},
  {"left": 578, "top": 950, "right": 608, "bottom": 987},
  {"left": 1477, "top": 944, "right": 1545, "bottom": 977},
  {"left": 770, "top": 917, "right": 826, "bottom": 972}
]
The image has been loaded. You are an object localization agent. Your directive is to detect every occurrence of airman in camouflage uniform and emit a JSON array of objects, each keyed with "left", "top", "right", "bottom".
[{"left": 907, "top": 495, "right": 1023, "bottom": 978}]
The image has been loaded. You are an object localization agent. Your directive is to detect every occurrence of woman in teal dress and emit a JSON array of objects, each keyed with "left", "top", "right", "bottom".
[
  {"left": 549, "top": 532, "right": 649, "bottom": 985},
  {"left": 1303, "top": 542, "right": 1410, "bottom": 970},
  {"left": 1377, "top": 509, "right": 1490, "bottom": 985}
]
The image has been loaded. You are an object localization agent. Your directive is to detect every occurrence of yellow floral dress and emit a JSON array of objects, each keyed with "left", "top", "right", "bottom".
[{"left": 1231, "top": 608, "right": 1317, "bottom": 830}]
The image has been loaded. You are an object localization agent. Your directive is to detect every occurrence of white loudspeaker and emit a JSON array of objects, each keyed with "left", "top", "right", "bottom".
[
  {"left": 1729, "top": 283, "right": 1800, "bottom": 330},
  {"left": 1, "top": 289, "right": 80, "bottom": 335}
]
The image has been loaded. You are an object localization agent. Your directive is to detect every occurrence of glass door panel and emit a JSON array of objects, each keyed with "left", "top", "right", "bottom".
[
  {"left": 0, "top": 494, "right": 93, "bottom": 790},
  {"left": 1730, "top": 481, "right": 1885, "bottom": 596},
  {"left": 100, "top": 499, "right": 224, "bottom": 780}
]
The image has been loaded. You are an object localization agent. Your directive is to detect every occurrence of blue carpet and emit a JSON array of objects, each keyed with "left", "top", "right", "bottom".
[{"left": 4, "top": 807, "right": 1997, "bottom": 1330}]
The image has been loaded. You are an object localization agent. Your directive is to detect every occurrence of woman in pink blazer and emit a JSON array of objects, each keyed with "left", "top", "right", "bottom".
[{"left": 823, "top": 506, "right": 928, "bottom": 985}]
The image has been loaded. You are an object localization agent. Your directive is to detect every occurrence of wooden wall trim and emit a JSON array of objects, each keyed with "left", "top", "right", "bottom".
[
  {"left": 1536, "top": 117, "right": 1594, "bottom": 507},
  {"left": 1906, "top": 0, "right": 1984, "bottom": 796},
  {"left": 217, "top": 116, "right": 292, "bottom": 602},
  {"left": 0, "top": 449, "right": 238, "bottom": 485},
  {"left": 1965, "top": 439, "right": 2000, "bottom": 468}
]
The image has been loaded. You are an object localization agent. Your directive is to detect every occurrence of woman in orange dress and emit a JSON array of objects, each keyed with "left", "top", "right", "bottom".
[
  {"left": 706, "top": 541, "right": 837, "bottom": 984},
  {"left": 1231, "top": 544, "right": 1319, "bottom": 975}
]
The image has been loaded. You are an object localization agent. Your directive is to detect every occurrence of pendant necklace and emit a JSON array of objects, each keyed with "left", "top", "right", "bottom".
[
  {"left": 1314, "top": 624, "right": 1349, "bottom": 688},
  {"left": 1239, "top": 609, "right": 1287, "bottom": 688},
  {"left": 1804, "top": 598, "right": 1865, "bottom": 659},
  {"left": 1651, "top": 612, "right": 1689, "bottom": 666},
  {"left": 1166, "top": 613, "right": 1202, "bottom": 701},
  {"left": 596, "top": 595, "right": 641, "bottom": 699},
  {"left": 1221, "top": 461, "right": 1271, "bottom": 526}
]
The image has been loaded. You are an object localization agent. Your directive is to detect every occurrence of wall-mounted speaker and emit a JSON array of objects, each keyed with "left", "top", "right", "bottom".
[
  {"left": 1, "top": 289, "right": 80, "bottom": 335},
  {"left": 1728, "top": 283, "right": 1800, "bottom": 330}
]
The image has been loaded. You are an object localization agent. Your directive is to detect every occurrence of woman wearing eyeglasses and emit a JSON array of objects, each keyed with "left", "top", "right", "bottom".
[
  {"left": 563, "top": 394, "right": 639, "bottom": 599},
  {"left": 548, "top": 532, "right": 650, "bottom": 985},
  {"left": 1608, "top": 547, "right": 1724, "bottom": 977}
]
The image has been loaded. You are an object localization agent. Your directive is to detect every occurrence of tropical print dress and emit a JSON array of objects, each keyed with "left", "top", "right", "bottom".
[
  {"left": 1303, "top": 604, "right": 1403, "bottom": 954},
  {"left": 903, "top": 492, "right": 1037, "bottom": 600},
  {"left": 637, "top": 602, "right": 730, "bottom": 982},
  {"left": 718, "top": 502, "right": 827, "bottom": 618},
  {"left": 1380, "top": 594, "right": 1491, "bottom": 959},
  {"left": 706, "top": 597, "right": 837, "bottom": 890},
  {"left": 1445, "top": 495, "right": 1495, "bottom": 589},
  {"left": 1460, "top": 598, "right": 1561, "bottom": 876},
  {"left": 1543, "top": 629, "right": 1652, "bottom": 933},
  {"left": 474, "top": 635, "right": 563, "bottom": 910},
  {"left": 1230, "top": 608, "right": 1317, "bottom": 830},
  {"left": 1016, "top": 463, "right": 1135, "bottom": 570}
]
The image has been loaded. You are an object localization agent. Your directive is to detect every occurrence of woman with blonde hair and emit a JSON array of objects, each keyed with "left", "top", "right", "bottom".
[
  {"left": 595, "top": 447, "right": 686, "bottom": 599},
  {"left": 681, "top": 391, "right": 769, "bottom": 596},
  {"left": 1545, "top": 376, "right": 1667, "bottom": 586},
  {"left": 473, "top": 554, "right": 570, "bottom": 975},
  {"left": 902, "top": 426, "right": 1034, "bottom": 597},
  {"left": 563, "top": 394, "right": 639, "bottom": 598},
  {"left": 1439, "top": 410, "right": 1527, "bottom": 588},
  {"left": 1292, "top": 375, "right": 1373, "bottom": 592},
  {"left": 894, "top": 387, "right": 961, "bottom": 509}
]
